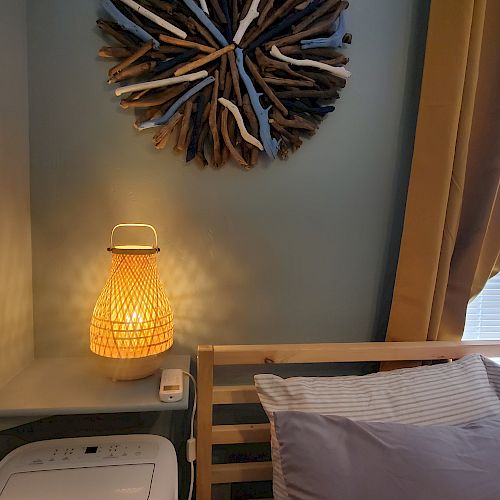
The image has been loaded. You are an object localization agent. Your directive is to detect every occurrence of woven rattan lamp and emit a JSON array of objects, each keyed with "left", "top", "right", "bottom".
[{"left": 90, "top": 224, "right": 173, "bottom": 380}]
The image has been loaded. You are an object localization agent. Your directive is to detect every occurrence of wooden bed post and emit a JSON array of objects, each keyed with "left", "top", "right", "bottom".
[{"left": 197, "top": 345, "right": 214, "bottom": 500}]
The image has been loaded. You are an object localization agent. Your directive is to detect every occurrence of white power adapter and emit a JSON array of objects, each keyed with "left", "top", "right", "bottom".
[{"left": 159, "top": 368, "right": 184, "bottom": 402}]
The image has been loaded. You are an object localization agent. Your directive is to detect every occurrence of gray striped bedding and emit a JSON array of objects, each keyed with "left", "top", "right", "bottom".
[{"left": 254, "top": 354, "right": 500, "bottom": 500}]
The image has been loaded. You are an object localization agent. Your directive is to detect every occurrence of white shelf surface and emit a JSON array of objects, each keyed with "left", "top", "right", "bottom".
[{"left": 0, "top": 355, "right": 191, "bottom": 419}]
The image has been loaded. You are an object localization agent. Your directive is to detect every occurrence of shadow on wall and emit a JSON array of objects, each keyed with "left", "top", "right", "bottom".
[
  {"left": 0, "top": 205, "right": 34, "bottom": 385},
  {"left": 371, "top": 0, "right": 431, "bottom": 342},
  {"left": 162, "top": 231, "right": 251, "bottom": 353}
]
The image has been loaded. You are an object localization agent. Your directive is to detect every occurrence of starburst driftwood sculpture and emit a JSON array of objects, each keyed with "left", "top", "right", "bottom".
[{"left": 97, "top": 0, "right": 352, "bottom": 168}]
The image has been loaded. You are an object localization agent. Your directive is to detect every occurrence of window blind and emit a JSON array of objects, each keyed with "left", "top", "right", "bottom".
[{"left": 462, "top": 273, "right": 500, "bottom": 340}]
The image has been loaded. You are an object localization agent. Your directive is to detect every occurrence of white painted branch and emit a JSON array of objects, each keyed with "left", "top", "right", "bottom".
[
  {"left": 233, "top": 0, "right": 261, "bottom": 45},
  {"left": 218, "top": 97, "right": 264, "bottom": 150},
  {"left": 115, "top": 70, "right": 209, "bottom": 96},
  {"left": 199, "top": 0, "right": 210, "bottom": 15},
  {"left": 117, "top": 0, "right": 188, "bottom": 39},
  {"left": 270, "top": 45, "right": 351, "bottom": 79}
]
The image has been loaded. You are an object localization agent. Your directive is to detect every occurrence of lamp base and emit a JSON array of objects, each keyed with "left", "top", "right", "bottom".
[{"left": 93, "top": 351, "right": 169, "bottom": 381}]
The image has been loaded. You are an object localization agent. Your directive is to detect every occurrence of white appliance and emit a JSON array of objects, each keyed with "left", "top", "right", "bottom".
[{"left": 0, "top": 434, "right": 177, "bottom": 500}]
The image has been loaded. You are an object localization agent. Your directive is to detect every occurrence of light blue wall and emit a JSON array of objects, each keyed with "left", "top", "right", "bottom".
[
  {"left": 27, "top": 0, "right": 428, "bottom": 357},
  {"left": 0, "top": 0, "right": 33, "bottom": 463},
  {"left": 0, "top": 0, "right": 33, "bottom": 386}
]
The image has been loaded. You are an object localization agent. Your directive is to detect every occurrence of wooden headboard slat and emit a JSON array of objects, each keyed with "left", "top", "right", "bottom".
[
  {"left": 213, "top": 385, "right": 259, "bottom": 404},
  {"left": 197, "top": 345, "right": 214, "bottom": 500},
  {"left": 212, "top": 341, "right": 500, "bottom": 365},
  {"left": 212, "top": 423, "right": 271, "bottom": 444},
  {"left": 212, "top": 462, "right": 273, "bottom": 484}
]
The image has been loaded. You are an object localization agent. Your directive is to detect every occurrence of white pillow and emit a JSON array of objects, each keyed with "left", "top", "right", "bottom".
[{"left": 254, "top": 354, "right": 500, "bottom": 500}]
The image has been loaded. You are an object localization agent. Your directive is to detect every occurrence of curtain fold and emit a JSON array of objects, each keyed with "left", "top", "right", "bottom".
[{"left": 385, "top": 0, "right": 499, "bottom": 343}]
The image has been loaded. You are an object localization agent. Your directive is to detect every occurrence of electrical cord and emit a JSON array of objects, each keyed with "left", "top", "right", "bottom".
[{"left": 182, "top": 371, "right": 197, "bottom": 500}]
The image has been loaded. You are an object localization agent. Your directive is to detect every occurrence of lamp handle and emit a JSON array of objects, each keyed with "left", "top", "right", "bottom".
[{"left": 110, "top": 223, "right": 159, "bottom": 249}]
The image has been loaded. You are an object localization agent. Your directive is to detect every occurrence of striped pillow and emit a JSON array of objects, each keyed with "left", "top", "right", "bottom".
[
  {"left": 483, "top": 356, "right": 500, "bottom": 397},
  {"left": 254, "top": 354, "right": 500, "bottom": 500}
]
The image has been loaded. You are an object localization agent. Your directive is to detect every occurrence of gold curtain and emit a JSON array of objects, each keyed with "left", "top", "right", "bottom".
[{"left": 385, "top": 0, "right": 499, "bottom": 343}]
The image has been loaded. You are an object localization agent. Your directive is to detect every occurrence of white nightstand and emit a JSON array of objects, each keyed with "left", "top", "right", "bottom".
[{"left": 0, "top": 354, "right": 191, "bottom": 431}]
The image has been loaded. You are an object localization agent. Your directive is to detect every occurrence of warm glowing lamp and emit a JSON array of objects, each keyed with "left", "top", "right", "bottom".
[{"left": 90, "top": 224, "right": 173, "bottom": 380}]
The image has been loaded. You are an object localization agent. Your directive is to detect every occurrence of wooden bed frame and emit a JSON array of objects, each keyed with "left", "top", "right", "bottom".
[{"left": 196, "top": 341, "right": 500, "bottom": 499}]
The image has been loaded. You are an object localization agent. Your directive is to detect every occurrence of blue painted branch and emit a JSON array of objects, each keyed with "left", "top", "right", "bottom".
[
  {"left": 186, "top": 91, "right": 207, "bottom": 162},
  {"left": 219, "top": 0, "right": 233, "bottom": 41},
  {"left": 281, "top": 100, "right": 335, "bottom": 115},
  {"left": 137, "top": 76, "right": 215, "bottom": 130},
  {"left": 247, "top": 0, "right": 321, "bottom": 51},
  {"left": 101, "top": 0, "right": 159, "bottom": 48},
  {"left": 301, "top": 11, "right": 346, "bottom": 50},
  {"left": 181, "top": 0, "right": 229, "bottom": 47},
  {"left": 235, "top": 48, "right": 279, "bottom": 159},
  {"left": 154, "top": 48, "right": 199, "bottom": 74}
]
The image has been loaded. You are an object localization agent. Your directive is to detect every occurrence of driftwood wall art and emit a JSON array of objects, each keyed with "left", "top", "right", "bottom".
[{"left": 97, "top": 0, "right": 352, "bottom": 168}]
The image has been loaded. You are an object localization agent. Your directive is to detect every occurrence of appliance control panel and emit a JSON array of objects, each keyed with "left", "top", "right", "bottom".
[
  {"left": 24, "top": 441, "right": 158, "bottom": 467},
  {"left": 2, "top": 436, "right": 160, "bottom": 472}
]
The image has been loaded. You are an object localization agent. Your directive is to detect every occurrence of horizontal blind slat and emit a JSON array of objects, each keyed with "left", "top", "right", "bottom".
[{"left": 463, "top": 273, "right": 500, "bottom": 340}]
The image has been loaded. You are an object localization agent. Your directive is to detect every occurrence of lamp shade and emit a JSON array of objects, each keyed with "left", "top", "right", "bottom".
[{"left": 90, "top": 224, "right": 173, "bottom": 379}]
